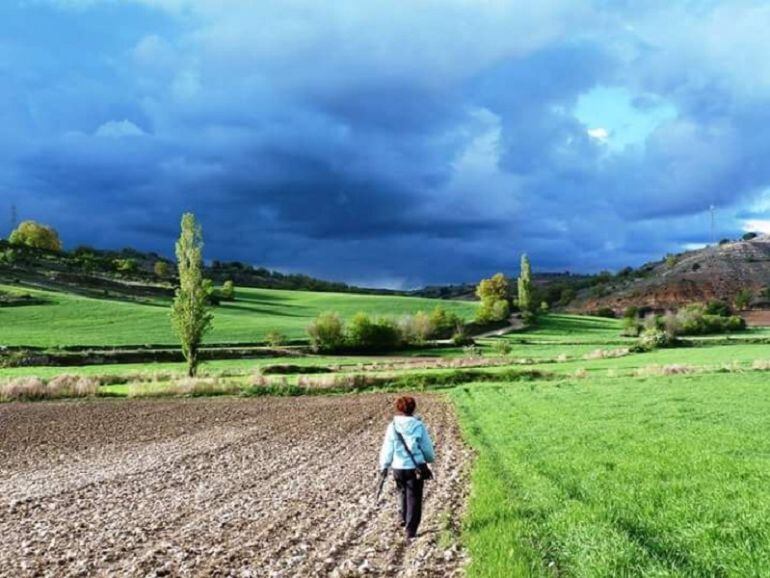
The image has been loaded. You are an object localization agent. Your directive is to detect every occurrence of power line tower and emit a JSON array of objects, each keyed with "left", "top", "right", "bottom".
[
  {"left": 709, "top": 204, "right": 716, "bottom": 245},
  {"left": 10, "top": 204, "right": 17, "bottom": 231}
]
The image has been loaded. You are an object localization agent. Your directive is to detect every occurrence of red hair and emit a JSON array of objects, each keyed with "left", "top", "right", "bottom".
[{"left": 395, "top": 396, "right": 416, "bottom": 416}]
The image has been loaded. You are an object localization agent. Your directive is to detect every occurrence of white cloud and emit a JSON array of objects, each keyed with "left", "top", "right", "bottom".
[
  {"left": 587, "top": 127, "right": 609, "bottom": 141},
  {"left": 743, "top": 219, "right": 770, "bottom": 235},
  {"left": 94, "top": 120, "right": 146, "bottom": 138}
]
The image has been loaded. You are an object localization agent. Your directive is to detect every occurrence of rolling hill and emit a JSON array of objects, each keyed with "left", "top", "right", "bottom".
[
  {"left": 571, "top": 235, "right": 770, "bottom": 313},
  {"left": 0, "top": 284, "right": 477, "bottom": 348}
]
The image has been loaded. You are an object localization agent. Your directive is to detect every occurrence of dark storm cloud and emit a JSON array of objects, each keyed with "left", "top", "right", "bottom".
[{"left": 4, "top": 1, "right": 770, "bottom": 287}]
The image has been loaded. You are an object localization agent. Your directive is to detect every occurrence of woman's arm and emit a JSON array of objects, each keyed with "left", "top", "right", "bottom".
[
  {"left": 378, "top": 423, "right": 395, "bottom": 470},
  {"left": 420, "top": 423, "right": 435, "bottom": 463}
]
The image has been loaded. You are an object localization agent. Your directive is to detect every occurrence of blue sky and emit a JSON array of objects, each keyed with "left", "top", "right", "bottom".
[{"left": 2, "top": 0, "right": 770, "bottom": 288}]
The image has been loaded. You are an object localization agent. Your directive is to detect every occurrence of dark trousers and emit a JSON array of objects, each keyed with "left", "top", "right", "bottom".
[{"left": 393, "top": 468, "right": 424, "bottom": 538}]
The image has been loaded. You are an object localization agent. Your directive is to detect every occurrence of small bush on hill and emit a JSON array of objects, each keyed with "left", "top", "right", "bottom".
[
  {"left": 220, "top": 280, "right": 236, "bottom": 301},
  {"left": 429, "top": 305, "right": 462, "bottom": 337},
  {"left": 154, "top": 260, "right": 170, "bottom": 278},
  {"left": 307, "top": 312, "right": 346, "bottom": 352},
  {"left": 636, "top": 328, "right": 678, "bottom": 351},
  {"left": 705, "top": 300, "right": 732, "bottom": 316},
  {"left": 399, "top": 311, "right": 433, "bottom": 344},
  {"left": 113, "top": 258, "right": 138, "bottom": 274},
  {"left": 452, "top": 327, "right": 474, "bottom": 346},
  {"left": 265, "top": 330, "right": 286, "bottom": 347},
  {"left": 677, "top": 304, "right": 745, "bottom": 335},
  {"left": 621, "top": 315, "right": 641, "bottom": 337},
  {"left": 734, "top": 289, "right": 752, "bottom": 311}
]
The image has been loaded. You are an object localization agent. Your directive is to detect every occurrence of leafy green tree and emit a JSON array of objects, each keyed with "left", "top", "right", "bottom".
[
  {"left": 171, "top": 213, "right": 213, "bottom": 377},
  {"left": 154, "top": 261, "right": 170, "bottom": 278},
  {"left": 8, "top": 221, "right": 62, "bottom": 251},
  {"left": 517, "top": 254, "right": 533, "bottom": 313},
  {"left": 476, "top": 273, "right": 511, "bottom": 322}
]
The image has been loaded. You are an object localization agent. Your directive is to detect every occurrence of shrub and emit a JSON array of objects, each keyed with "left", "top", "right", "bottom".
[
  {"left": 734, "top": 289, "right": 752, "bottom": 311},
  {"left": 492, "top": 339, "right": 512, "bottom": 356},
  {"left": 429, "top": 305, "right": 462, "bottom": 337},
  {"left": 347, "top": 313, "right": 402, "bottom": 351},
  {"left": 452, "top": 327, "right": 474, "bottom": 346},
  {"left": 663, "top": 310, "right": 680, "bottom": 337},
  {"left": 265, "top": 330, "right": 286, "bottom": 347},
  {"left": 621, "top": 315, "right": 641, "bottom": 337},
  {"left": 637, "top": 328, "right": 677, "bottom": 351},
  {"left": 398, "top": 312, "right": 434, "bottom": 345},
  {"left": 705, "top": 300, "right": 732, "bottom": 316},
  {"left": 307, "top": 312, "right": 345, "bottom": 353},
  {"left": 623, "top": 306, "right": 639, "bottom": 319},
  {"left": 676, "top": 303, "right": 745, "bottom": 335},
  {"left": 153, "top": 261, "right": 170, "bottom": 278},
  {"left": 113, "top": 258, "right": 137, "bottom": 273},
  {"left": 220, "top": 280, "right": 236, "bottom": 301}
]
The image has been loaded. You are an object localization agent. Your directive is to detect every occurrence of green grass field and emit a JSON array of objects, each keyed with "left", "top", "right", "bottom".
[
  {"left": 6, "top": 291, "right": 770, "bottom": 577},
  {"left": 0, "top": 284, "right": 477, "bottom": 347},
  {"left": 454, "top": 372, "right": 770, "bottom": 577}
]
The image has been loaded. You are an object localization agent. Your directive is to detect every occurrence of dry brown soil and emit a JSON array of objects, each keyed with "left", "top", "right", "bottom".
[{"left": 0, "top": 394, "right": 470, "bottom": 577}]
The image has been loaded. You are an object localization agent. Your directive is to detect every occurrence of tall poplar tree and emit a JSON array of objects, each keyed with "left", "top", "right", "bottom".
[
  {"left": 171, "top": 213, "right": 213, "bottom": 377},
  {"left": 517, "top": 253, "right": 533, "bottom": 313}
]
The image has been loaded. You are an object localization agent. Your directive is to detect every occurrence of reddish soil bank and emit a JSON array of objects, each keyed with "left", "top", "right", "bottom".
[
  {"left": 0, "top": 395, "right": 470, "bottom": 577},
  {"left": 742, "top": 310, "right": 770, "bottom": 327}
]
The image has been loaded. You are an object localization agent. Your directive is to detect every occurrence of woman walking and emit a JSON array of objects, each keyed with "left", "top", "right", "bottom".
[{"left": 379, "top": 396, "right": 435, "bottom": 540}]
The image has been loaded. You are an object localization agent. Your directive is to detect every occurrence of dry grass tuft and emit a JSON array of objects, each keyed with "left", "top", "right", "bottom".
[
  {"left": 635, "top": 364, "right": 696, "bottom": 377},
  {"left": 752, "top": 360, "right": 770, "bottom": 371},
  {"left": 0, "top": 375, "right": 99, "bottom": 401},
  {"left": 583, "top": 348, "right": 631, "bottom": 361},
  {"left": 128, "top": 377, "right": 242, "bottom": 398}
]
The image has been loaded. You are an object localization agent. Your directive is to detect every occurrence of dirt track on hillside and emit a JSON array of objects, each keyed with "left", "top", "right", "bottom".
[{"left": 0, "top": 395, "right": 470, "bottom": 577}]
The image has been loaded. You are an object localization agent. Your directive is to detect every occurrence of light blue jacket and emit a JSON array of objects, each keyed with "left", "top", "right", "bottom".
[{"left": 379, "top": 415, "right": 435, "bottom": 470}]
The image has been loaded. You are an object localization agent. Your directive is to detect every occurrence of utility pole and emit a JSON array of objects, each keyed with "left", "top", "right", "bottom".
[
  {"left": 9, "top": 204, "right": 17, "bottom": 236},
  {"left": 709, "top": 204, "right": 715, "bottom": 245}
]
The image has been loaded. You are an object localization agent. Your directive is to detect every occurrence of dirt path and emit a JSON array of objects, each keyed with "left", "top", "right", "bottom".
[{"left": 0, "top": 394, "right": 470, "bottom": 577}]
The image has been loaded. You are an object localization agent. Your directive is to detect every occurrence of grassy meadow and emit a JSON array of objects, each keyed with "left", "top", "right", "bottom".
[
  {"left": 0, "top": 283, "right": 477, "bottom": 347},
  {"left": 4, "top": 285, "right": 770, "bottom": 577},
  {"left": 454, "top": 372, "right": 770, "bottom": 577}
]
